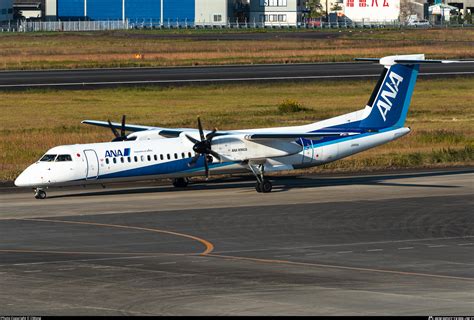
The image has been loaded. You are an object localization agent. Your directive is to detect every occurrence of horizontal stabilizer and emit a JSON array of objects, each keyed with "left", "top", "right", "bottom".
[{"left": 355, "top": 54, "right": 474, "bottom": 66}]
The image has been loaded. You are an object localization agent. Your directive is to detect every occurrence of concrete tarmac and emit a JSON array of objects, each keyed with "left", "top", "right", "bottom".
[{"left": 0, "top": 168, "right": 473, "bottom": 315}]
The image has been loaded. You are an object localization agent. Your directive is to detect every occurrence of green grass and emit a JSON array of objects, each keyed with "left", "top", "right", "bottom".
[{"left": 0, "top": 77, "right": 473, "bottom": 181}]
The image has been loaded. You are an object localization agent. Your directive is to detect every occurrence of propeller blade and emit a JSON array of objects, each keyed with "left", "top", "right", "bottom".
[
  {"left": 206, "top": 128, "right": 217, "bottom": 141},
  {"left": 120, "top": 115, "right": 126, "bottom": 138},
  {"left": 197, "top": 116, "right": 205, "bottom": 141},
  {"left": 208, "top": 149, "right": 221, "bottom": 160},
  {"left": 185, "top": 134, "right": 200, "bottom": 145},
  {"left": 204, "top": 154, "right": 209, "bottom": 179},
  {"left": 107, "top": 119, "right": 120, "bottom": 138},
  {"left": 188, "top": 153, "right": 200, "bottom": 167}
]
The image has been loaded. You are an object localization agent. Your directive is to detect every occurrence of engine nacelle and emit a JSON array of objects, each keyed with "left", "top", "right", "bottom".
[
  {"left": 126, "top": 129, "right": 168, "bottom": 141},
  {"left": 212, "top": 135, "right": 302, "bottom": 161}
]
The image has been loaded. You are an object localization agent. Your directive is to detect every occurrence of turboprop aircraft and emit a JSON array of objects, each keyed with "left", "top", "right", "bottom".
[{"left": 14, "top": 54, "right": 466, "bottom": 199}]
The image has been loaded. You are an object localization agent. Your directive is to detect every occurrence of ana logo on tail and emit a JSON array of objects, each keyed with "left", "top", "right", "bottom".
[{"left": 377, "top": 71, "right": 404, "bottom": 121}]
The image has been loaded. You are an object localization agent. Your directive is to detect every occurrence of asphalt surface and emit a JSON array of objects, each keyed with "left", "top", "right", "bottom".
[
  {"left": 0, "top": 168, "right": 473, "bottom": 315},
  {"left": 1, "top": 62, "right": 473, "bottom": 90}
]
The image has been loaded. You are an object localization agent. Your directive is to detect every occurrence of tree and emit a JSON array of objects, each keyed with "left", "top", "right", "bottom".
[
  {"left": 306, "top": 0, "right": 326, "bottom": 18},
  {"left": 399, "top": 0, "right": 419, "bottom": 22},
  {"left": 331, "top": 2, "right": 343, "bottom": 12}
]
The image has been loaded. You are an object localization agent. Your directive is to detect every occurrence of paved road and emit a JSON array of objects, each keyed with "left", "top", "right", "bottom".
[
  {"left": 1, "top": 62, "right": 473, "bottom": 90},
  {"left": 0, "top": 168, "right": 473, "bottom": 315}
]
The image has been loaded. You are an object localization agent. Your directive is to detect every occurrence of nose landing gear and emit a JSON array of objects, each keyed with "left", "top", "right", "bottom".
[
  {"left": 34, "top": 188, "right": 47, "bottom": 200},
  {"left": 249, "top": 164, "right": 272, "bottom": 193}
]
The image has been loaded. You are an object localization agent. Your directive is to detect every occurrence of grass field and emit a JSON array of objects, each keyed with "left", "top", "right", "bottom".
[
  {"left": 1, "top": 77, "right": 473, "bottom": 182},
  {"left": 0, "top": 29, "right": 473, "bottom": 70}
]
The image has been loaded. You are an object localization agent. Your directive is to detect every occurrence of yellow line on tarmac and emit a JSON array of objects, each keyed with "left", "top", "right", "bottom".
[
  {"left": 207, "top": 253, "right": 474, "bottom": 282},
  {"left": 17, "top": 218, "right": 214, "bottom": 256},
  {"left": 0, "top": 249, "right": 175, "bottom": 256}
]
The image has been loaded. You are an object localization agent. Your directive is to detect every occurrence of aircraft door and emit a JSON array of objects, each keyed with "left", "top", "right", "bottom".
[
  {"left": 300, "top": 138, "right": 313, "bottom": 164},
  {"left": 84, "top": 149, "right": 99, "bottom": 180}
]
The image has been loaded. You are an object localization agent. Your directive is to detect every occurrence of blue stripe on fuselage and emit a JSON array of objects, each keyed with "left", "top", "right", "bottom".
[{"left": 98, "top": 156, "right": 236, "bottom": 180}]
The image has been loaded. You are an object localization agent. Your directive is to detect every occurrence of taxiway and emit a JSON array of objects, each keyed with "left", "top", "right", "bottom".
[{"left": 0, "top": 168, "right": 473, "bottom": 315}]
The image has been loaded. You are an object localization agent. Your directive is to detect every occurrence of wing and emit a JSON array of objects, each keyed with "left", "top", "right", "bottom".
[
  {"left": 82, "top": 119, "right": 232, "bottom": 138},
  {"left": 81, "top": 120, "right": 153, "bottom": 132}
]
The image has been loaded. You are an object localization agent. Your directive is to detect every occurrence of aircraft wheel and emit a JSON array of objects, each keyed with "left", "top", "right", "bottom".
[
  {"left": 34, "top": 190, "right": 47, "bottom": 200},
  {"left": 261, "top": 180, "right": 272, "bottom": 193},
  {"left": 172, "top": 177, "right": 189, "bottom": 188}
]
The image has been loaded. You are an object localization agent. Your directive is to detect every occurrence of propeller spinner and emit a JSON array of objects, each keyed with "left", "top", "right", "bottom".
[{"left": 185, "top": 117, "right": 221, "bottom": 178}]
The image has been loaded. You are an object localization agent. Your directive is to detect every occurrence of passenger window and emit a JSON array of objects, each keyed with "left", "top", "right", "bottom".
[
  {"left": 160, "top": 154, "right": 164, "bottom": 160},
  {"left": 188, "top": 152, "right": 192, "bottom": 158},
  {"left": 121, "top": 157, "right": 124, "bottom": 163},
  {"left": 56, "top": 154, "right": 72, "bottom": 162},
  {"left": 167, "top": 154, "right": 170, "bottom": 160},
  {"left": 181, "top": 152, "right": 185, "bottom": 159},
  {"left": 147, "top": 155, "right": 151, "bottom": 161},
  {"left": 106, "top": 158, "right": 109, "bottom": 165},
  {"left": 154, "top": 155, "right": 157, "bottom": 161},
  {"left": 128, "top": 157, "right": 131, "bottom": 163},
  {"left": 141, "top": 155, "right": 144, "bottom": 162},
  {"left": 113, "top": 158, "right": 117, "bottom": 164},
  {"left": 40, "top": 154, "right": 57, "bottom": 162},
  {"left": 174, "top": 153, "right": 178, "bottom": 159},
  {"left": 134, "top": 156, "right": 138, "bottom": 162}
]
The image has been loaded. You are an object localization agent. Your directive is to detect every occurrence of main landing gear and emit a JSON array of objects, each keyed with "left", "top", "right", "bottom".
[
  {"left": 249, "top": 164, "right": 272, "bottom": 193},
  {"left": 34, "top": 188, "right": 47, "bottom": 200},
  {"left": 172, "top": 177, "right": 189, "bottom": 188}
]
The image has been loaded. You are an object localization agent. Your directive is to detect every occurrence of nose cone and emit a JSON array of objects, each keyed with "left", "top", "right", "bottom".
[
  {"left": 14, "top": 170, "right": 30, "bottom": 187},
  {"left": 14, "top": 165, "right": 43, "bottom": 187}
]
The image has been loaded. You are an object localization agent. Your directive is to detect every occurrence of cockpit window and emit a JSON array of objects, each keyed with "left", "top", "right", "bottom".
[
  {"left": 40, "top": 154, "right": 57, "bottom": 162},
  {"left": 56, "top": 154, "right": 72, "bottom": 162}
]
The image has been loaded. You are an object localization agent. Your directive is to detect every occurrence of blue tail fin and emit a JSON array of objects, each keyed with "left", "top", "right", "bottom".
[{"left": 359, "top": 63, "right": 419, "bottom": 130}]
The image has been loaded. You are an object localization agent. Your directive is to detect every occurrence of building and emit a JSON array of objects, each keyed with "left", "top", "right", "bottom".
[
  {"left": 342, "top": 0, "right": 400, "bottom": 22},
  {"left": 249, "top": 0, "right": 306, "bottom": 26},
  {"left": 53, "top": 0, "right": 246, "bottom": 26},
  {"left": 54, "top": 0, "right": 194, "bottom": 24},
  {"left": 446, "top": 0, "right": 474, "bottom": 15},
  {"left": 0, "top": 0, "right": 13, "bottom": 21},
  {"left": 195, "top": 0, "right": 231, "bottom": 25},
  {"left": 13, "top": 0, "right": 57, "bottom": 20}
]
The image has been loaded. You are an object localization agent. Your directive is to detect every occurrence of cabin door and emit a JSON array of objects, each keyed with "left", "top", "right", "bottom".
[{"left": 84, "top": 149, "right": 99, "bottom": 180}]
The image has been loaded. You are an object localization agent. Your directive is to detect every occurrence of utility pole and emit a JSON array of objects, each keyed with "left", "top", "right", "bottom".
[
  {"left": 161, "top": 0, "right": 164, "bottom": 26},
  {"left": 326, "top": 0, "right": 328, "bottom": 21},
  {"left": 122, "top": 0, "right": 125, "bottom": 23}
]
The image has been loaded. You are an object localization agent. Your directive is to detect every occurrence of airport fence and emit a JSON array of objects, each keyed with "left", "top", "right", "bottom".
[{"left": 0, "top": 18, "right": 472, "bottom": 32}]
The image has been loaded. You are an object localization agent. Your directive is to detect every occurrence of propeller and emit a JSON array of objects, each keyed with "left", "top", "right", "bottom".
[
  {"left": 107, "top": 115, "right": 128, "bottom": 142},
  {"left": 185, "top": 117, "right": 221, "bottom": 178}
]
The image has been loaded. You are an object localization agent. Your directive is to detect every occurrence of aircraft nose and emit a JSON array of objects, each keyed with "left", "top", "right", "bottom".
[
  {"left": 14, "top": 166, "right": 42, "bottom": 187},
  {"left": 14, "top": 171, "right": 29, "bottom": 187}
]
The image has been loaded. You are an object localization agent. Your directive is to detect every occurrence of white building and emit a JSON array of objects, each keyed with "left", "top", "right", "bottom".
[
  {"left": 0, "top": 0, "right": 13, "bottom": 21},
  {"left": 343, "top": 0, "right": 400, "bottom": 22},
  {"left": 195, "top": 0, "right": 232, "bottom": 26},
  {"left": 249, "top": 0, "right": 306, "bottom": 26}
]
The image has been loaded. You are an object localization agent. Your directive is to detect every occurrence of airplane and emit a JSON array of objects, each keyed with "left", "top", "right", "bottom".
[{"left": 14, "top": 54, "right": 466, "bottom": 199}]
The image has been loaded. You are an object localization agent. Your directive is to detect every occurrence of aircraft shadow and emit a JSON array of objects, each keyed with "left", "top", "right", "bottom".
[{"left": 48, "top": 168, "right": 471, "bottom": 199}]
